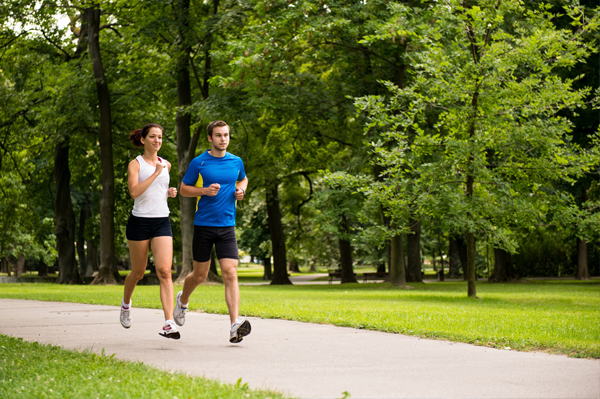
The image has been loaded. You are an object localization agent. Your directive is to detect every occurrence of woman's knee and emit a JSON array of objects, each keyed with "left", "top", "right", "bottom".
[
  {"left": 155, "top": 267, "right": 173, "bottom": 281},
  {"left": 127, "top": 270, "right": 146, "bottom": 282}
]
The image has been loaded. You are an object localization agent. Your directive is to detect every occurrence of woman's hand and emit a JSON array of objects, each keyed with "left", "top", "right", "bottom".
[{"left": 168, "top": 187, "right": 177, "bottom": 198}]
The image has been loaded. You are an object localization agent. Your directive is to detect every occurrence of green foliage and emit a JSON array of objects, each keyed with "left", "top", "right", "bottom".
[
  {"left": 0, "top": 335, "right": 286, "bottom": 398},
  {"left": 355, "top": 0, "right": 600, "bottom": 253}
]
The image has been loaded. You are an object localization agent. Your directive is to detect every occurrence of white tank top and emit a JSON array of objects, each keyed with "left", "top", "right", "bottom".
[{"left": 131, "top": 155, "right": 170, "bottom": 218}]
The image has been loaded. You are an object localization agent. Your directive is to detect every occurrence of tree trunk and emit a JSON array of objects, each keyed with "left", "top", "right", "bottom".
[
  {"left": 389, "top": 233, "right": 406, "bottom": 287},
  {"left": 262, "top": 256, "right": 272, "bottom": 280},
  {"left": 448, "top": 236, "right": 460, "bottom": 278},
  {"left": 84, "top": 7, "right": 119, "bottom": 285},
  {"left": 3, "top": 256, "right": 11, "bottom": 277},
  {"left": 466, "top": 171, "right": 476, "bottom": 297},
  {"left": 466, "top": 231, "right": 476, "bottom": 298},
  {"left": 173, "top": 0, "right": 197, "bottom": 283},
  {"left": 406, "top": 218, "right": 423, "bottom": 282},
  {"left": 576, "top": 238, "right": 590, "bottom": 280},
  {"left": 489, "top": 248, "right": 516, "bottom": 282},
  {"left": 338, "top": 215, "right": 357, "bottom": 283},
  {"left": 266, "top": 184, "right": 291, "bottom": 285},
  {"left": 87, "top": 237, "right": 99, "bottom": 272},
  {"left": 77, "top": 205, "right": 87, "bottom": 277},
  {"left": 54, "top": 139, "right": 82, "bottom": 284},
  {"left": 288, "top": 259, "right": 300, "bottom": 273},
  {"left": 38, "top": 260, "right": 48, "bottom": 277},
  {"left": 15, "top": 254, "right": 25, "bottom": 278},
  {"left": 438, "top": 236, "right": 445, "bottom": 281}
]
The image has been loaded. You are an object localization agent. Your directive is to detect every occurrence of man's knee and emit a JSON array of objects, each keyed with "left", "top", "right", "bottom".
[{"left": 221, "top": 263, "right": 238, "bottom": 283}]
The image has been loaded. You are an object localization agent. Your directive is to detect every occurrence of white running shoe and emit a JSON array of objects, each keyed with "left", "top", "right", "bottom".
[
  {"left": 230, "top": 319, "right": 251, "bottom": 343},
  {"left": 159, "top": 320, "right": 181, "bottom": 340},
  {"left": 120, "top": 305, "right": 131, "bottom": 329},
  {"left": 174, "top": 291, "right": 187, "bottom": 326}
]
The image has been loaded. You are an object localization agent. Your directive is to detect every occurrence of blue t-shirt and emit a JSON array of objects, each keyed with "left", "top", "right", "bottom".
[{"left": 182, "top": 150, "right": 246, "bottom": 227}]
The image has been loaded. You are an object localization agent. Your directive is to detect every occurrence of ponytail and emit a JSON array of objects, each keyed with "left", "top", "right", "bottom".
[
  {"left": 129, "top": 129, "right": 144, "bottom": 148},
  {"left": 129, "top": 123, "right": 163, "bottom": 148}
]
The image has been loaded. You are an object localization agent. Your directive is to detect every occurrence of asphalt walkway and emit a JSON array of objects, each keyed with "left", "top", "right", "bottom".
[{"left": 1, "top": 298, "right": 599, "bottom": 399}]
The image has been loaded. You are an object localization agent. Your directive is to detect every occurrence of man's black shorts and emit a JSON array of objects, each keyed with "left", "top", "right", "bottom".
[
  {"left": 126, "top": 215, "right": 172, "bottom": 241},
  {"left": 193, "top": 226, "right": 239, "bottom": 262}
]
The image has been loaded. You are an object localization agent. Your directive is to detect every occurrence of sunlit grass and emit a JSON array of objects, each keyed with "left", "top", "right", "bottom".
[{"left": 1, "top": 280, "right": 598, "bottom": 358}]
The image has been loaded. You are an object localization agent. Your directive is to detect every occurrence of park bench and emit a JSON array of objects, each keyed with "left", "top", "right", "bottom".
[
  {"left": 361, "top": 272, "right": 388, "bottom": 282},
  {"left": 328, "top": 271, "right": 357, "bottom": 283}
]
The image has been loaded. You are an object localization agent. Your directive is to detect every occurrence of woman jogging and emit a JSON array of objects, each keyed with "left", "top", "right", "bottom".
[{"left": 120, "top": 123, "right": 180, "bottom": 339}]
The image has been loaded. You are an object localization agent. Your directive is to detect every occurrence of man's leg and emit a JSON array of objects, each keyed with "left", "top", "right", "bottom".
[
  {"left": 180, "top": 260, "right": 210, "bottom": 305},
  {"left": 219, "top": 258, "right": 240, "bottom": 324}
]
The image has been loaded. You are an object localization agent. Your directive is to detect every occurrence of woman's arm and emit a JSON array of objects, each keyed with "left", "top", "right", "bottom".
[{"left": 128, "top": 159, "right": 165, "bottom": 200}]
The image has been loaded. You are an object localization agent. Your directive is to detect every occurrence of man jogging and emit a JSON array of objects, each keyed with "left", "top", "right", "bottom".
[{"left": 175, "top": 120, "right": 250, "bottom": 343}]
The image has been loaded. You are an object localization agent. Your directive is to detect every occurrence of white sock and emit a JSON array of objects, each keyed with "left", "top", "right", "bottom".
[
  {"left": 165, "top": 319, "right": 174, "bottom": 326},
  {"left": 121, "top": 299, "right": 131, "bottom": 308}
]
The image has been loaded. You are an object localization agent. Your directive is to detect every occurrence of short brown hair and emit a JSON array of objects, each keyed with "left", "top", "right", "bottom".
[{"left": 207, "top": 120, "right": 229, "bottom": 137}]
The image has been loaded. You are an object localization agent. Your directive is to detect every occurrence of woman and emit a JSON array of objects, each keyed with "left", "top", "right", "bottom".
[{"left": 120, "top": 123, "right": 180, "bottom": 339}]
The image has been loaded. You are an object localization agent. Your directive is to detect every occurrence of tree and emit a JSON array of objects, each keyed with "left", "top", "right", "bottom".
[
  {"left": 356, "top": 0, "right": 599, "bottom": 297},
  {"left": 54, "top": 138, "right": 82, "bottom": 284}
]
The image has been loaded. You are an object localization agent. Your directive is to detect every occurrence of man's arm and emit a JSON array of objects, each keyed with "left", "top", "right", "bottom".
[
  {"left": 180, "top": 182, "right": 220, "bottom": 197},
  {"left": 234, "top": 177, "right": 248, "bottom": 200}
]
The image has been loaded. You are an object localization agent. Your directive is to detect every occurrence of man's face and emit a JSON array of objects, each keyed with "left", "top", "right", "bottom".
[{"left": 208, "top": 126, "right": 230, "bottom": 152}]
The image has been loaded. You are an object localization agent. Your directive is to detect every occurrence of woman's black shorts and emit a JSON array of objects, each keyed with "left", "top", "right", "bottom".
[
  {"left": 126, "top": 215, "right": 172, "bottom": 241},
  {"left": 193, "top": 226, "right": 239, "bottom": 262}
]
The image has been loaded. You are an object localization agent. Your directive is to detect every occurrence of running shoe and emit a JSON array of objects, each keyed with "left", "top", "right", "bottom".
[
  {"left": 174, "top": 291, "right": 187, "bottom": 326},
  {"left": 120, "top": 305, "right": 131, "bottom": 329},
  {"left": 159, "top": 320, "right": 181, "bottom": 340},
  {"left": 229, "top": 319, "right": 251, "bottom": 343}
]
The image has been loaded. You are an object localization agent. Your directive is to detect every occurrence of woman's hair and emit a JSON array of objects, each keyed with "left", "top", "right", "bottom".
[{"left": 129, "top": 123, "right": 163, "bottom": 148}]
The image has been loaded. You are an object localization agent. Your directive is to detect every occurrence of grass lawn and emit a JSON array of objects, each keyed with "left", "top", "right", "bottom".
[
  {"left": 1, "top": 279, "right": 598, "bottom": 359},
  {"left": 0, "top": 334, "right": 284, "bottom": 399}
]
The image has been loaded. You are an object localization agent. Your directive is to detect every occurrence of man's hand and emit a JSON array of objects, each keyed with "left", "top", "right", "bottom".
[
  {"left": 234, "top": 187, "right": 245, "bottom": 200},
  {"left": 205, "top": 183, "right": 220, "bottom": 196}
]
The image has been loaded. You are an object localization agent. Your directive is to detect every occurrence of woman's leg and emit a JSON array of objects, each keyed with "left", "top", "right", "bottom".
[
  {"left": 124, "top": 240, "right": 150, "bottom": 304},
  {"left": 151, "top": 236, "right": 174, "bottom": 321}
]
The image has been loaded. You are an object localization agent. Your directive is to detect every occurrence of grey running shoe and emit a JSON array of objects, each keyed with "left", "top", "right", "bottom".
[
  {"left": 120, "top": 305, "right": 131, "bottom": 329},
  {"left": 159, "top": 320, "right": 181, "bottom": 340},
  {"left": 174, "top": 291, "right": 187, "bottom": 326},
  {"left": 230, "top": 319, "right": 251, "bottom": 343}
]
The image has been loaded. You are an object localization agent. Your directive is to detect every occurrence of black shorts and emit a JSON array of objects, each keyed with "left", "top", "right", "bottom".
[
  {"left": 126, "top": 215, "right": 172, "bottom": 241},
  {"left": 193, "top": 226, "right": 239, "bottom": 262}
]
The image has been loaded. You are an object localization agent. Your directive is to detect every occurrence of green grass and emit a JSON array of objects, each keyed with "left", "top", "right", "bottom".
[
  {"left": 1, "top": 280, "right": 598, "bottom": 358},
  {"left": 0, "top": 335, "right": 285, "bottom": 399}
]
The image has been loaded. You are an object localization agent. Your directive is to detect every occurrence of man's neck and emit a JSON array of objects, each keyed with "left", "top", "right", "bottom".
[{"left": 208, "top": 148, "right": 226, "bottom": 158}]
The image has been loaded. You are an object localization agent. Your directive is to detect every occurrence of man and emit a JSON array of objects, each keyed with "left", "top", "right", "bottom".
[{"left": 175, "top": 120, "right": 251, "bottom": 343}]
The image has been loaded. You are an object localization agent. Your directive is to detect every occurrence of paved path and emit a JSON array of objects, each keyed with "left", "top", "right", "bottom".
[{"left": 1, "top": 299, "right": 598, "bottom": 399}]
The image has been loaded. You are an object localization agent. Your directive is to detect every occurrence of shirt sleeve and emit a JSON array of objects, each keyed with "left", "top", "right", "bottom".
[
  {"left": 237, "top": 158, "right": 246, "bottom": 182},
  {"left": 182, "top": 158, "right": 199, "bottom": 186}
]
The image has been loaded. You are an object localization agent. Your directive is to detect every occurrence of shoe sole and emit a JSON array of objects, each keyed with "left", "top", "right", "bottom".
[
  {"left": 159, "top": 331, "right": 181, "bottom": 340},
  {"left": 120, "top": 323, "right": 131, "bottom": 329},
  {"left": 229, "top": 320, "right": 251, "bottom": 343}
]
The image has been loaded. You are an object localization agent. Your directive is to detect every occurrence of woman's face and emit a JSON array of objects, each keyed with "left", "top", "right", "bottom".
[{"left": 142, "top": 127, "right": 163, "bottom": 152}]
